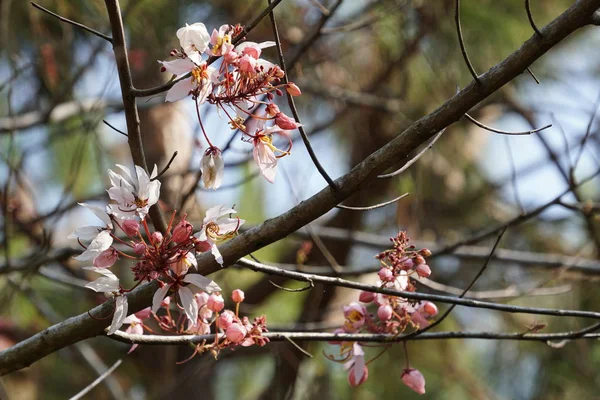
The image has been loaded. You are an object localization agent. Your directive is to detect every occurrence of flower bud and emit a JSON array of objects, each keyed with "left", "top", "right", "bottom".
[
  {"left": 401, "top": 368, "right": 426, "bottom": 394},
  {"left": 285, "top": 82, "right": 302, "bottom": 96},
  {"left": 358, "top": 291, "right": 376, "bottom": 303},
  {"left": 133, "top": 243, "right": 147, "bottom": 255},
  {"left": 414, "top": 255, "right": 425, "bottom": 265},
  {"left": 218, "top": 310, "right": 235, "bottom": 330},
  {"left": 151, "top": 231, "right": 163, "bottom": 244},
  {"left": 274, "top": 113, "right": 300, "bottom": 130},
  {"left": 275, "top": 88, "right": 283, "bottom": 96},
  {"left": 420, "top": 248, "right": 432, "bottom": 257},
  {"left": 231, "top": 289, "right": 245, "bottom": 303},
  {"left": 348, "top": 366, "right": 369, "bottom": 387},
  {"left": 226, "top": 323, "right": 247, "bottom": 343},
  {"left": 415, "top": 264, "right": 431, "bottom": 278},
  {"left": 422, "top": 301, "right": 438, "bottom": 317},
  {"left": 378, "top": 267, "right": 394, "bottom": 282},
  {"left": 93, "top": 248, "right": 118, "bottom": 268},
  {"left": 265, "top": 103, "right": 280, "bottom": 117},
  {"left": 207, "top": 294, "right": 225, "bottom": 312},
  {"left": 161, "top": 296, "right": 171, "bottom": 307},
  {"left": 195, "top": 240, "right": 212, "bottom": 253},
  {"left": 377, "top": 305, "right": 393, "bottom": 321},
  {"left": 272, "top": 65, "right": 285, "bottom": 78},
  {"left": 171, "top": 214, "right": 193, "bottom": 243},
  {"left": 122, "top": 219, "right": 140, "bottom": 236},
  {"left": 400, "top": 258, "right": 414, "bottom": 271},
  {"left": 200, "top": 147, "right": 224, "bottom": 190}
]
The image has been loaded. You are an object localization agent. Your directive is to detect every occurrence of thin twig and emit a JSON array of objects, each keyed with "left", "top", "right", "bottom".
[
  {"left": 270, "top": 279, "right": 314, "bottom": 292},
  {"left": 525, "top": 0, "right": 542, "bottom": 36},
  {"left": 377, "top": 129, "right": 445, "bottom": 179},
  {"left": 69, "top": 359, "right": 123, "bottom": 400},
  {"left": 268, "top": 0, "right": 337, "bottom": 189},
  {"left": 464, "top": 113, "right": 551, "bottom": 135},
  {"left": 152, "top": 151, "right": 178, "bottom": 181},
  {"left": 526, "top": 67, "right": 540, "bottom": 84},
  {"left": 455, "top": 0, "right": 480, "bottom": 84},
  {"left": 103, "top": 120, "right": 127, "bottom": 136},
  {"left": 284, "top": 335, "right": 315, "bottom": 358},
  {"left": 335, "top": 192, "right": 409, "bottom": 211},
  {"left": 31, "top": 2, "right": 113, "bottom": 43}
]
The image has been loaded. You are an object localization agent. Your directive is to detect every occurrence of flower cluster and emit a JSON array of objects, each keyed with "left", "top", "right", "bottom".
[
  {"left": 328, "top": 232, "right": 434, "bottom": 394},
  {"left": 71, "top": 165, "right": 267, "bottom": 355},
  {"left": 159, "top": 22, "right": 302, "bottom": 186}
]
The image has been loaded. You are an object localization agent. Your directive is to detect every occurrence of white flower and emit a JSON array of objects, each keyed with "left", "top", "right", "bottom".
[
  {"left": 177, "top": 23, "right": 211, "bottom": 55},
  {"left": 69, "top": 203, "right": 114, "bottom": 262},
  {"left": 201, "top": 147, "right": 224, "bottom": 190},
  {"left": 253, "top": 137, "right": 278, "bottom": 183},
  {"left": 107, "top": 164, "right": 161, "bottom": 220},
  {"left": 159, "top": 57, "right": 218, "bottom": 103},
  {"left": 151, "top": 257, "right": 221, "bottom": 325},
  {"left": 84, "top": 267, "right": 127, "bottom": 335},
  {"left": 344, "top": 343, "right": 366, "bottom": 383},
  {"left": 195, "top": 205, "right": 244, "bottom": 266}
]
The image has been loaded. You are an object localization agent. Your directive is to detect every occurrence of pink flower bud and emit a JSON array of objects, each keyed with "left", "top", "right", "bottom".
[
  {"left": 134, "top": 243, "right": 147, "bottom": 255},
  {"left": 415, "top": 264, "right": 431, "bottom": 278},
  {"left": 265, "top": 103, "right": 280, "bottom": 117},
  {"left": 422, "top": 301, "right": 438, "bottom": 317},
  {"left": 171, "top": 215, "right": 193, "bottom": 243},
  {"left": 226, "top": 323, "right": 247, "bottom": 343},
  {"left": 420, "top": 248, "right": 432, "bottom": 257},
  {"left": 275, "top": 88, "right": 284, "bottom": 96},
  {"left": 207, "top": 294, "right": 225, "bottom": 312},
  {"left": 122, "top": 219, "right": 140, "bottom": 236},
  {"left": 400, "top": 258, "right": 414, "bottom": 270},
  {"left": 272, "top": 65, "right": 285, "bottom": 78},
  {"left": 161, "top": 296, "right": 171, "bottom": 307},
  {"left": 348, "top": 366, "right": 369, "bottom": 387},
  {"left": 358, "top": 291, "right": 376, "bottom": 303},
  {"left": 151, "top": 231, "right": 163, "bottom": 244},
  {"left": 414, "top": 255, "right": 425, "bottom": 265},
  {"left": 377, "top": 305, "right": 393, "bottom": 321},
  {"left": 135, "top": 307, "right": 152, "bottom": 320},
  {"left": 378, "top": 267, "right": 394, "bottom": 282},
  {"left": 218, "top": 310, "right": 234, "bottom": 330},
  {"left": 274, "top": 112, "right": 300, "bottom": 130},
  {"left": 231, "top": 289, "right": 245, "bottom": 303},
  {"left": 285, "top": 82, "right": 302, "bottom": 96},
  {"left": 93, "top": 248, "right": 118, "bottom": 268},
  {"left": 401, "top": 368, "right": 426, "bottom": 394}
]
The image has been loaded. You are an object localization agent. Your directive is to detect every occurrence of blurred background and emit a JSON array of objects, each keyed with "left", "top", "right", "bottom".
[{"left": 1, "top": 0, "right": 600, "bottom": 399}]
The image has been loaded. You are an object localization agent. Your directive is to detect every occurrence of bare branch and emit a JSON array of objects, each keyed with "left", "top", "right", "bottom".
[
  {"left": 464, "top": 112, "right": 551, "bottom": 135},
  {"left": 525, "top": 0, "right": 543, "bottom": 36},
  {"left": 455, "top": 0, "right": 480, "bottom": 83},
  {"left": 335, "top": 192, "right": 409, "bottom": 211},
  {"left": 69, "top": 359, "right": 123, "bottom": 400}
]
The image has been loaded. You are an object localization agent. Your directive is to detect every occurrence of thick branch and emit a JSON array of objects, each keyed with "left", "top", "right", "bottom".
[{"left": 1, "top": 0, "right": 599, "bottom": 375}]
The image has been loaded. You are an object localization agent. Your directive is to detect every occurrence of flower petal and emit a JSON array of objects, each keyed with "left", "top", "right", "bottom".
[
  {"left": 211, "top": 243, "right": 224, "bottom": 266},
  {"left": 183, "top": 273, "right": 222, "bottom": 293},
  {"left": 158, "top": 58, "right": 194, "bottom": 75},
  {"left": 107, "top": 295, "right": 128, "bottom": 335},
  {"left": 152, "top": 284, "right": 171, "bottom": 313},
  {"left": 178, "top": 286, "right": 198, "bottom": 324},
  {"left": 165, "top": 79, "right": 193, "bottom": 102}
]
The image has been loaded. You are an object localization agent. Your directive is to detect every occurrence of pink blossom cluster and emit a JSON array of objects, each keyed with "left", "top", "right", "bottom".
[
  {"left": 329, "top": 232, "right": 435, "bottom": 394},
  {"left": 71, "top": 165, "right": 268, "bottom": 355},
  {"left": 159, "top": 23, "right": 303, "bottom": 186}
]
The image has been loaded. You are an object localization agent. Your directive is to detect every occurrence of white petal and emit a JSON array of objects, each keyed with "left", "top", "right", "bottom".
[
  {"left": 135, "top": 166, "right": 151, "bottom": 197},
  {"left": 353, "top": 343, "right": 365, "bottom": 382},
  {"left": 85, "top": 277, "right": 120, "bottom": 293},
  {"left": 253, "top": 143, "right": 277, "bottom": 183},
  {"left": 183, "top": 273, "right": 221, "bottom": 293},
  {"left": 69, "top": 226, "right": 100, "bottom": 241},
  {"left": 187, "top": 51, "right": 203, "bottom": 65},
  {"left": 177, "top": 22, "right": 210, "bottom": 54},
  {"left": 165, "top": 79, "right": 193, "bottom": 102},
  {"left": 178, "top": 286, "right": 198, "bottom": 324},
  {"left": 146, "top": 180, "right": 161, "bottom": 207},
  {"left": 83, "top": 266, "right": 118, "bottom": 279},
  {"left": 123, "top": 314, "right": 141, "bottom": 325},
  {"left": 115, "top": 164, "right": 136, "bottom": 186},
  {"left": 158, "top": 58, "right": 194, "bottom": 75},
  {"left": 211, "top": 243, "right": 223, "bottom": 266},
  {"left": 83, "top": 230, "right": 113, "bottom": 254},
  {"left": 152, "top": 284, "right": 171, "bottom": 313},
  {"left": 79, "top": 203, "right": 113, "bottom": 228},
  {"left": 107, "top": 296, "right": 128, "bottom": 335},
  {"left": 217, "top": 218, "right": 243, "bottom": 234}
]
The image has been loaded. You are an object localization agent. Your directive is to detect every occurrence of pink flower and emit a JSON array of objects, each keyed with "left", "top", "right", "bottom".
[
  {"left": 93, "top": 248, "right": 118, "bottom": 268},
  {"left": 415, "top": 264, "right": 431, "bottom": 278},
  {"left": 285, "top": 82, "right": 302, "bottom": 96},
  {"left": 343, "top": 302, "right": 367, "bottom": 332},
  {"left": 135, "top": 307, "right": 152, "bottom": 320},
  {"left": 378, "top": 267, "right": 394, "bottom": 282},
  {"left": 171, "top": 214, "right": 193, "bottom": 243},
  {"left": 226, "top": 323, "right": 247, "bottom": 343},
  {"left": 348, "top": 366, "right": 369, "bottom": 387},
  {"left": 218, "top": 310, "right": 235, "bottom": 330},
  {"left": 401, "top": 368, "right": 426, "bottom": 394},
  {"left": 170, "top": 251, "right": 197, "bottom": 277},
  {"left": 209, "top": 24, "right": 234, "bottom": 56},
  {"left": 151, "top": 231, "right": 163, "bottom": 244},
  {"left": 234, "top": 41, "right": 275, "bottom": 60},
  {"left": 377, "top": 305, "right": 393, "bottom": 321},
  {"left": 274, "top": 113, "right": 301, "bottom": 130},
  {"left": 159, "top": 56, "right": 218, "bottom": 103},
  {"left": 231, "top": 289, "right": 245, "bottom": 303},
  {"left": 238, "top": 54, "right": 257, "bottom": 73},
  {"left": 358, "top": 291, "right": 376, "bottom": 303},
  {"left": 123, "top": 315, "right": 144, "bottom": 353},
  {"left": 121, "top": 219, "right": 140, "bottom": 236},
  {"left": 133, "top": 243, "right": 146, "bottom": 255},
  {"left": 207, "top": 293, "right": 225, "bottom": 312},
  {"left": 422, "top": 301, "right": 438, "bottom": 317},
  {"left": 195, "top": 292, "right": 213, "bottom": 320}
]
